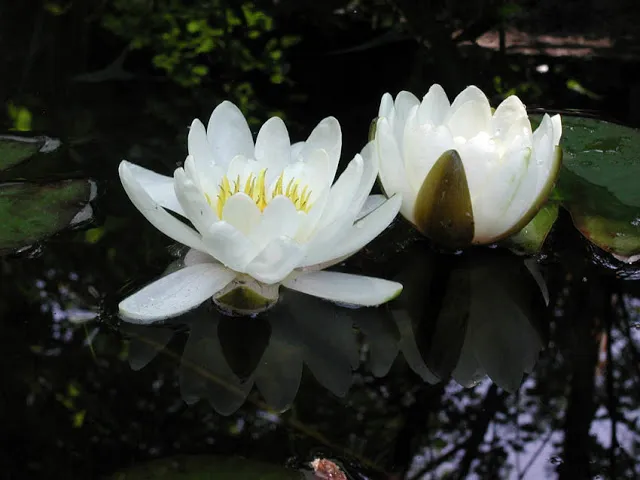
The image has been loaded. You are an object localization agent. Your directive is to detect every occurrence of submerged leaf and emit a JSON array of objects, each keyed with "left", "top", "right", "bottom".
[
  {"left": 413, "top": 149, "right": 474, "bottom": 248},
  {"left": 0, "top": 179, "right": 92, "bottom": 254},
  {"left": 0, "top": 134, "right": 61, "bottom": 171}
]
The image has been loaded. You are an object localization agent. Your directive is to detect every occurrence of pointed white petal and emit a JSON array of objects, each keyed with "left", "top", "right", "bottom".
[
  {"left": 174, "top": 167, "right": 218, "bottom": 233},
  {"left": 284, "top": 271, "right": 403, "bottom": 307},
  {"left": 315, "top": 154, "right": 363, "bottom": 230},
  {"left": 356, "top": 194, "right": 386, "bottom": 220},
  {"left": 188, "top": 119, "right": 215, "bottom": 172},
  {"left": 378, "top": 92, "right": 395, "bottom": 118},
  {"left": 254, "top": 116, "right": 291, "bottom": 182},
  {"left": 418, "top": 84, "right": 450, "bottom": 126},
  {"left": 119, "top": 263, "right": 236, "bottom": 323},
  {"left": 204, "top": 221, "right": 259, "bottom": 271},
  {"left": 404, "top": 123, "right": 455, "bottom": 193},
  {"left": 249, "top": 195, "right": 301, "bottom": 249},
  {"left": 492, "top": 96, "right": 529, "bottom": 139},
  {"left": 448, "top": 85, "right": 491, "bottom": 114},
  {"left": 446, "top": 99, "right": 493, "bottom": 140},
  {"left": 551, "top": 114, "right": 562, "bottom": 146},
  {"left": 206, "top": 101, "right": 254, "bottom": 168},
  {"left": 375, "top": 118, "right": 413, "bottom": 215},
  {"left": 221, "top": 193, "right": 262, "bottom": 236},
  {"left": 119, "top": 161, "right": 207, "bottom": 252},
  {"left": 393, "top": 91, "right": 420, "bottom": 144},
  {"left": 122, "top": 161, "right": 185, "bottom": 215},
  {"left": 348, "top": 150, "right": 379, "bottom": 218},
  {"left": 303, "top": 193, "right": 401, "bottom": 267},
  {"left": 290, "top": 141, "right": 305, "bottom": 161},
  {"left": 299, "top": 117, "right": 342, "bottom": 181},
  {"left": 246, "top": 236, "right": 305, "bottom": 284},
  {"left": 184, "top": 248, "right": 215, "bottom": 266}
]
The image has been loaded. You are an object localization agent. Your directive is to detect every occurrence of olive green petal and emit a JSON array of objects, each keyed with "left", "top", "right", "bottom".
[
  {"left": 213, "top": 284, "right": 278, "bottom": 316},
  {"left": 413, "top": 149, "right": 474, "bottom": 248},
  {"left": 499, "top": 146, "right": 563, "bottom": 242}
]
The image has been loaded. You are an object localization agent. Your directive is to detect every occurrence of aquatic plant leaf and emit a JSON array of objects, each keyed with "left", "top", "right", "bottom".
[
  {"left": 109, "top": 455, "right": 304, "bottom": 479},
  {"left": 0, "top": 134, "right": 60, "bottom": 171},
  {"left": 0, "top": 179, "right": 92, "bottom": 254},
  {"left": 413, "top": 149, "right": 474, "bottom": 248},
  {"left": 552, "top": 116, "right": 640, "bottom": 260},
  {"left": 502, "top": 202, "right": 560, "bottom": 255}
]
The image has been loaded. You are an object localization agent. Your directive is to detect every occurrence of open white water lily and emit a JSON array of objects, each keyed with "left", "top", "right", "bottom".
[
  {"left": 118, "top": 101, "right": 403, "bottom": 322},
  {"left": 366, "top": 84, "right": 563, "bottom": 247}
]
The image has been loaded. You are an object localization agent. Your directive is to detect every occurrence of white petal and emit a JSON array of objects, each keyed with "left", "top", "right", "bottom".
[
  {"left": 221, "top": 193, "right": 261, "bottom": 236},
  {"left": 492, "top": 96, "right": 528, "bottom": 139},
  {"left": 378, "top": 92, "right": 394, "bottom": 118},
  {"left": 184, "top": 248, "right": 215, "bottom": 266},
  {"left": 290, "top": 141, "right": 305, "bottom": 160},
  {"left": 174, "top": 167, "right": 218, "bottom": 233},
  {"left": 446, "top": 99, "right": 493, "bottom": 140},
  {"left": 249, "top": 195, "right": 301, "bottom": 249},
  {"left": 392, "top": 91, "right": 420, "bottom": 145},
  {"left": 315, "top": 154, "right": 363, "bottom": 230},
  {"left": 551, "top": 114, "right": 562, "bottom": 146},
  {"left": 375, "top": 118, "right": 413, "bottom": 216},
  {"left": 119, "top": 263, "right": 236, "bottom": 323},
  {"left": 471, "top": 146, "right": 530, "bottom": 243},
  {"left": 254, "top": 116, "right": 291, "bottom": 182},
  {"left": 348, "top": 150, "right": 379, "bottom": 218},
  {"left": 299, "top": 117, "right": 342, "bottom": 181},
  {"left": 206, "top": 101, "right": 254, "bottom": 168},
  {"left": 404, "top": 123, "right": 455, "bottom": 194},
  {"left": 356, "top": 194, "right": 387, "bottom": 220},
  {"left": 294, "top": 148, "right": 332, "bottom": 204},
  {"left": 284, "top": 271, "right": 403, "bottom": 307},
  {"left": 188, "top": 119, "right": 215, "bottom": 172},
  {"left": 122, "top": 161, "right": 185, "bottom": 215},
  {"left": 119, "top": 161, "right": 207, "bottom": 252},
  {"left": 204, "top": 221, "right": 259, "bottom": 272},
  {"left": 418, "top": 84, "right": 450, "bottom": 126},
  {"left": 305, "top": 193, "right": 401, "bottom": 266},
  {"left": 245, "top": 236, "right": 305, "bottom": 284},
  {"left": 449, "top": 85, "right": 491, "bottom": 114}
]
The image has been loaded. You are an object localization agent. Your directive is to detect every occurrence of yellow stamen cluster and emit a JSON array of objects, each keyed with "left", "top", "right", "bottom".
[{"left": 209, "top": 168, "right": 312, "bottom": 218}]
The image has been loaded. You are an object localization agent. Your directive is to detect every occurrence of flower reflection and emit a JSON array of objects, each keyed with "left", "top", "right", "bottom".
[
  {"left": 364, "top": 245, "right": 548, "bottom": 392},
  {"left": 123, "top": 289, "right": 359, "bottom": 415}
]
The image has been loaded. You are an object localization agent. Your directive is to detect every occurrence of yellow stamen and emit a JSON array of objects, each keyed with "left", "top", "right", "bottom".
[{"left": 210, "top": 168, "right": 313, "bottom": 217}]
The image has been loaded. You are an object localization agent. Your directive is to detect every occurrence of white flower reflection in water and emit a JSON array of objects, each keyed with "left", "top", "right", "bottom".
[
  {"left": 370, "top": 245, "right": 549, "bottom": 393},
  {"left": 124, "top": 289, "right": 359, "bottom": 415}
]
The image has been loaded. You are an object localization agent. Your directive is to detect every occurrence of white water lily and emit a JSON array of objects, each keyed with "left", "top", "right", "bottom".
[
  {"left": 366, "top": 84, "right": 563, "bottom": 247},
  {"left": 118, "top": 101, "right": 402, "bottom": 322}
]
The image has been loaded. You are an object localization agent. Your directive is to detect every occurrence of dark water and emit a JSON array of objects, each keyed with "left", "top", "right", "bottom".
[{"left": 2, "top": 2, "right": 640, "bottom": 479}]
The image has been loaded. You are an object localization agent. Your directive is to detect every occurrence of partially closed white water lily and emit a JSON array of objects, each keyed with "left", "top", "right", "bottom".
[
  {"left": 119, "top": 101, "right": 402, "bottom": 322},
  {"left": 366, "top": 84, "right": 563, "bottom": 247}
]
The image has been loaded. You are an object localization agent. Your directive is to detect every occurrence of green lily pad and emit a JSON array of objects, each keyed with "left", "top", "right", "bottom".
[
  {"left": 0, "top": 179, "right": 93, "bottom": 254},
  {"left": 0, "top": 134, "right": 61, "bottom": 171},
  {"left": 553, "top": 116, "right": 640, "bottom": 260},
  {"left": 108, "top": 455, "right": 304, "bottom": 479},
  {"left": 502, "top": 202, "right": 560, "bottom": 255}
]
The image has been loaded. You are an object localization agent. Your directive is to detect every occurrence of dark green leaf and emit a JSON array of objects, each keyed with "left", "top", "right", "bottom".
[
  {"left": 0, "top": 179, "right": 93, "bottom": 254},
  {"left": 0, "top": 134, "right": 61, "bottom": 171},
  {"left": 554, "top": 116, "right": 640, "bottom": 260}
]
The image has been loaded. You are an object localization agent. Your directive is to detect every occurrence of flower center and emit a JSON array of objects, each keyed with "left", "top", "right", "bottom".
[{"left": 206, "top": 168, "right": 312, "bottom": 218}]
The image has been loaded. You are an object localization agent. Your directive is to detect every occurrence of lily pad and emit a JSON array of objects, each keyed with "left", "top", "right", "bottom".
[
  {"left": 554, "top": 116, "right": 640, "bottom": 260},
  {"left": 0, "top": 134, "right": 61, "bottom": 171},
  {"left": 108, "top": 455, "right": 304, "bottom": 479},
  {"left": 0, "top": 179, "right": 93, "bottom": 254}
]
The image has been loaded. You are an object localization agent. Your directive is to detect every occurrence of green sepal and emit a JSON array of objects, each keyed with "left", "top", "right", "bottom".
[{"left": 413, "top": 149, "right": 475, "bottom": 248}]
